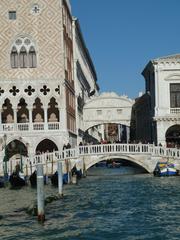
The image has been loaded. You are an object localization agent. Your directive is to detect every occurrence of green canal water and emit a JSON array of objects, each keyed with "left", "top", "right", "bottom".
[{"left": 1, "top": 166, "right": 180, "bottom": 240}]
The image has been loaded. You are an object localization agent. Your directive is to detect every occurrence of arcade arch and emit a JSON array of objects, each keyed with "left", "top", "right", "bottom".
[
  {"left": 83, "top": 123, "right": 130, "bottom": 144},
  {"left": 36, "top": 139, "right": 58, "bottom": 154},
  {"left": 166, "top": 124, "right": 180, "bottom": 147}
]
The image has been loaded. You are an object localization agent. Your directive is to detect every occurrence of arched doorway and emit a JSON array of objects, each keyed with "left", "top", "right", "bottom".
[
  {"left": 166, "top": 124, "right": 180, "bottom": 147},
  {"left": 7, "top": 140, "right": 28, "bottom": 158},
  {"left": 36, "top": 139, "right": 58, "bottom": 154},
  {"left": 5, "top": 140, "right": 28, "bottom": 173}
]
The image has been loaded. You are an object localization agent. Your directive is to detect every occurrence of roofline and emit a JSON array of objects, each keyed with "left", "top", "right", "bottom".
[{"left": 73, "top": 18, "right": 98, "bottom": 82}]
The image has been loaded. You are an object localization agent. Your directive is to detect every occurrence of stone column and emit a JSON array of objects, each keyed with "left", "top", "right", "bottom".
[
  {"left": 29, "top": 107, "right": 33, "bottom": 131},
  {"left": 58, "top": 108, "right": 61, "bottom": 129},
  {"left": 0, "top": 109, "right": 2, "bottom": 131},
  {"left": 13, "top": 108, "right": 17, "bottom": 131},
  {"left": 44, "top": 107, "right": 48, "bottom": 131},
  {"left": 154, "top": 65, "right": 160, "bottom": 115}
]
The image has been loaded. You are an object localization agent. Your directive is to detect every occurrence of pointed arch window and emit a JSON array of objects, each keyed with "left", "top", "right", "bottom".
[
  {"left": 10, "top": 46, "right": 18, "bottom": 68},
  {"left": 29, "top": 46, "right": 37, "bottom": 68},
  {"left": 10, "top": 37, "right": 37, "bottom": 69},
  {"left": 19, "top": 46, "right": 28, "bottom": 68}
]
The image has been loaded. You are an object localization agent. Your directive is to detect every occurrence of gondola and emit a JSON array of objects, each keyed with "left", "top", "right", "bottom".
[
  {"left": 29, "top": 170, "right": 37, "bottom": 187},
  {"left": 9, "top": 171, "right": 26, "bottom": 188},
  {"left": 71, "top": 166, "right": 82, "bottom": 179},
  {"left": 51, "top": 171, "right": 69, "bottom": 186},
  {"left": 51, "top": 171, "right": 58, "bottom": 186},
  {"left": 76, "top": 169, "right": 82, "bottom": 179},
  {"left": 0, "top": 177, "right": 5, "bottom": 188},
  {"left": 29, "top": 171, "right": 48, "bottom": 187}
]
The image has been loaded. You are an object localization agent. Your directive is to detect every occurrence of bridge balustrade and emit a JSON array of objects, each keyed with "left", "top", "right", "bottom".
[
  {"left": 1, "top": 143, "right": 180, "bottom": 176},
  {"left": 78, "top": 143, "right": 154, "bottom": 156}
]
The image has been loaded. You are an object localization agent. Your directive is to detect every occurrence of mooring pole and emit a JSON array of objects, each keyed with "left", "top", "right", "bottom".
[
  {"left": 83, "top": 158, "right": 87, "bottom": 177},
  {"left": 57, "top": 161, "right": 63, "bottom": 197},
  {"left": 65, "top": 159, "right": 71, "bottom": 183},
  {"left": 36, "top": 163, "right": 45, "bottom": 222}
]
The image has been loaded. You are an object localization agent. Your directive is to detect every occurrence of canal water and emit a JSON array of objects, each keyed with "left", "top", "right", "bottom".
[{"left": 1, "top": 166, "right": 180, "bottom": 240}]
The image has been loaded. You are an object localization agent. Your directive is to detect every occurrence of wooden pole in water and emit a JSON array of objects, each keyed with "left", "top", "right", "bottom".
[
  {"left": 65, "top": 159, "right": 70, "bottom": 183},
  {"left": 51, "top": 155, "right": 54, "bottom": 175},
  {"left": 26, "top": 164, "right": 28, "bottom": 177},
  {"left": 57, "top": 161, "right": 63, "bottom": 197},
  {"left": 36, "top": 164, "right": 45, "bottom": 222},
  {"left": 83, "top": 158, "right": 87, "bottom": 177}
]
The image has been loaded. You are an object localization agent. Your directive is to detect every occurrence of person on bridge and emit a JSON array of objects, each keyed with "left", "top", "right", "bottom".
[{"left": 66, "top": 143, "right": 71, "bottom": 149}]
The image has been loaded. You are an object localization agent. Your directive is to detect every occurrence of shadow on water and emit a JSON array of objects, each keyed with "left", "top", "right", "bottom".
[{"left": 88, "top": 159, "right": 148, "bottom": 176}]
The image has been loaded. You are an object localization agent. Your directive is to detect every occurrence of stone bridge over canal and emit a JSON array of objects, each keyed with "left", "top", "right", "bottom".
[
  {"left": 76, "top": 144, "right": 180, "bottom": 173},
  {"left": 1, "top": 143, "right": 180, "bottom": 176}
]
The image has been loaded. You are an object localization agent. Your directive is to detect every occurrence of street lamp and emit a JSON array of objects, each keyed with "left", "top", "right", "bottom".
[
  {"left": 3, "top": 134, "right": 8, "bottom": 179},
  {"left": 19, "top": 137, "right": 23, "bottom": 172}
]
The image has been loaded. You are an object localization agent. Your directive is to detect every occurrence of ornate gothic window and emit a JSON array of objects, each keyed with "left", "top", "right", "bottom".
[
  {"left": 10, "top": 37, "right": 37, "bottom": 69},
  {"left": 10, "top": 46, "right": 18, "bottom": 68}
]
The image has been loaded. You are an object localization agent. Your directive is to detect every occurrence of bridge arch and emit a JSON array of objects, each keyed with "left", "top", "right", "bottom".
[{"left": 85, "top": 154, "right": 151, "bottom": 173}]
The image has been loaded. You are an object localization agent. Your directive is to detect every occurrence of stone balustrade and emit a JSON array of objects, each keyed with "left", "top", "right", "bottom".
[
  {"left": 1, "top": 143, "right": 180, "bottom": 176},
  {"left": 0, "top": 122, "right": 60, "bottom": 132}
]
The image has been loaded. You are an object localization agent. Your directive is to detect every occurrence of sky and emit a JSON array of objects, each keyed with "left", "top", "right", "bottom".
[{"left": 71, "top": 0, "right": 180, "bottom": 99}]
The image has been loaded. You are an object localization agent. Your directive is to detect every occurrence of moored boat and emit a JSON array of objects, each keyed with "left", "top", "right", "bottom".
[
  {"left": 51, "top": 171, "right": 69, "bottom": 186},
  {"left": 167, "top": 164, "right": 177, "bottom": 176},
  {"left": 29, "top": 171, "right": 48, "bottom": 187},
  {"left": 107, "top": 161, "right": 121, "bottom": 168},
  {"left": 154, "top": 161, "right": 177, "bottom": 177},
  {"left": 9, "top": 171, "right": 26, "bottom": 188},
  {"left": 29, "top": 170, "right": 37, "bottom": 187},
  {"left": 0, "top": 177, "right": 5, "bottom": 188}
]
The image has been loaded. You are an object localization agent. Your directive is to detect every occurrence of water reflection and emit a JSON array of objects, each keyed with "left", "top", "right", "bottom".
[{"left": 1, "top": 168, "right": 180, "bottom": 239}]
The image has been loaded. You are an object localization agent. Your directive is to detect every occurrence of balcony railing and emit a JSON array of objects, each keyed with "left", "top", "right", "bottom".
[
  {"left": 170, "top": 108, "right": 180, "bottom": 114},
  {"left": 1, "top": 122, "right": 60, "bottom": 132}
]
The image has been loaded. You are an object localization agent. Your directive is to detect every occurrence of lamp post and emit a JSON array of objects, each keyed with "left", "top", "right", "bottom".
[
  {"left": 3, "top": 134, "right": 8, "bottom": 179},
  {"left": 19, "top": 137, "right": 23, "bottom": 172}
]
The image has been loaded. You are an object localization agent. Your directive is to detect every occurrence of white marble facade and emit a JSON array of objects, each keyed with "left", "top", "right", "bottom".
[{"left": 141, "top": 54, "right": 180, "bottom": 146}]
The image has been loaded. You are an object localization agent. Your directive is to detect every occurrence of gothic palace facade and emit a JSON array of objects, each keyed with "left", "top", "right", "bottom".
[{"left": 0, "top": 0, "right": 99, "bottom": 161}]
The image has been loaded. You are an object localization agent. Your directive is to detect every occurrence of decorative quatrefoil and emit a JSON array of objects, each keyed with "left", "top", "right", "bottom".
[
  {"left": 40, "top": 85, "right": 50, "bottom": 95},
  {"left": 24, "top": 85, "right": 35, "bottom": 96},
  {"left": 0, "top": 87, "right": 4, "bottom": 96},
  {"left": 55, "top": 85, "right": 60, "bottom": 95},
  {"left": 9, "top": 86, "right": 20, "bottom": 96}
]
